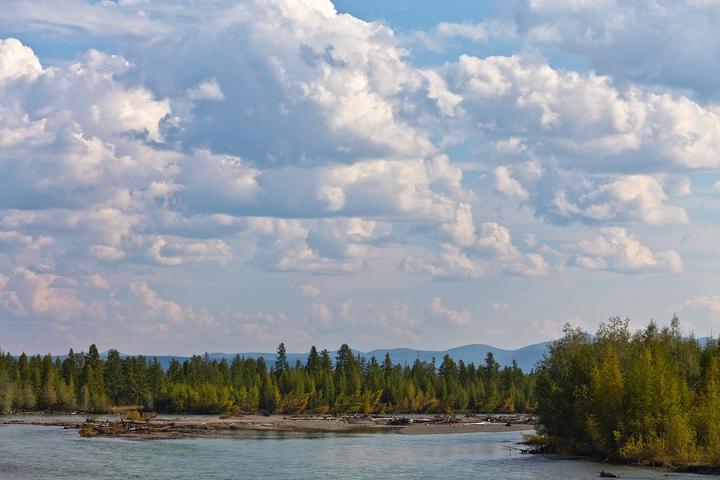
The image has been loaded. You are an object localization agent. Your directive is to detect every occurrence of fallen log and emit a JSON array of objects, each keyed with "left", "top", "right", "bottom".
[
  {"left": 599, "top": 470, "right": 619, "bottom": 478},
  {"left": 387, "top": 417, "right": 412, "bottom": 426}
]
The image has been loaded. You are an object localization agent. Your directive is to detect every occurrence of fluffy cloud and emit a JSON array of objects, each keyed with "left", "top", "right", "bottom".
[
  {"left": 401, "top": 243, "right": 486, "bottom": 279},
  {"left": 430, "top": 297, "right": 472, "bottom": 327},
  {"left": 402, "top": 203, "right": 550, "bottom": 279},
  {"left": 186, "top": 79, "right": 225, "bottom": 102},
  {"left": 441, "top": 203, "right": 476, "bottom": 247},
  {"left": 488, "top": 163, "right": 688, "bottom": 226},
  {"left": 2, "top": 0, "right": 166, "bottom": 37},
  {"left": 146, "top": 236, "right": 232, "bottom": 266},
  {"left": 311, "top": 302, "right": 333, "bottom": 327},
  {"left": 564, "top": 227, "right": 683, "bottom": 274},
  {"left": 433, "top": 52, "right": 714, "bottom": 227},
  {"left": 174, "top": 154, "right": 463, "bottom": 221},
  {"left": 444, "top": 54, "right": 720, "bottom": 170},
  {"left": 129, "top": 281, "right": 184, "bottom": 323},
  {"left": 545, "top": 174, "right": 689, "bottom": 225},
  {"left": 0, "top": 267, "right": 86, "bottom": 319},
  {"left": 246, "top": 217, "right": 383, "bottom": 274},
  {"left": 327, "top": 298, "right": 424, "bottom": 343},
  {"left": 298, "top": 284, "right": 322, "bottom": 298},
  {"left": 494, "top": 166, "right": 529, "bottom": 200},
  {"left": 490, "top": 302, "right": 510, "bottom": 312},
  {"left": 0, "top": 35, "right": 465, "bottom": 283},
  {"left": 685, "top": 296, "right": 720, "bottom": 321},
  {"left": 514, "top": 0, "right": 720, "bottom": 95},
  {"left": 0, "top": 42, "right": 174, "bottom": 215},
  {"left": 412, "top": 20, "right": 517, "bottom": 51},
  {"left": 0, "top": 38, "right": 41, "bottom": 85},
  {"left": 0, "top": 267, "right": 228, "bottom": 348},
  {"left": 97, "top": 0, "right": 448, "bottom": 167},
  {"left": 176, "top": 150, "right": 260, "bottom": 214}
]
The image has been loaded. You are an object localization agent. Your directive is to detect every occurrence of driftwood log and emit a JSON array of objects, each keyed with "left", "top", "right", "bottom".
[{"left": 599, "top": 470, "right": 619, "bottom": 478}]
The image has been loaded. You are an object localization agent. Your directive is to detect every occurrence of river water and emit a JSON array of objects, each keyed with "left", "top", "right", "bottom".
[{"left": 0, "top": 421, "right": 715, "bottom": 479}]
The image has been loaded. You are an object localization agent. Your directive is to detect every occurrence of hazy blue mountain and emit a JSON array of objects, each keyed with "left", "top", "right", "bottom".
[
  {"left": 126, "top": 341, "right": 552, "bottom": 372},
  {"left": 362, "top": 342, "right": 550, "bottom": 372}
]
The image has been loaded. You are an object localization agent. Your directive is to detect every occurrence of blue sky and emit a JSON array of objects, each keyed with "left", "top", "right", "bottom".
[{"left": 1, "top": 0, "right": 720, "bottom": 355}]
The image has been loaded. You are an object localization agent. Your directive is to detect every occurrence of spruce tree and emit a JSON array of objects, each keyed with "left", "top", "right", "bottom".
[{"left": 274, "top": 343, "right": 289, "bottom": 374}]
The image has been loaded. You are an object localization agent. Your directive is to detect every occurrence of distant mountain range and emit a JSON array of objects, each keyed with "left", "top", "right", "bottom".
[
  {"left": 116, "top": 341, "right": 552, "bottom": 372},
  {"left": 44, "top": 336, "right": 715, "bottom": 372}
]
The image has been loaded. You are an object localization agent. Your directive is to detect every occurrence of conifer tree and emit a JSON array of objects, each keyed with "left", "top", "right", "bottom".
[{"left": 274, "top": 343, "right": 289, "bottom": 374}]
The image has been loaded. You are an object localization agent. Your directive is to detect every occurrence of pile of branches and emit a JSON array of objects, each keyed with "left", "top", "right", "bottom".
[{"left": 77, "top": 418, "right": 175, "bottom": 438}]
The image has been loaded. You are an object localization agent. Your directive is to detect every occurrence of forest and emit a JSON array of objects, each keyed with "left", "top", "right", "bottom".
[
  {"left": 0, "top": 343, "right": 533, "bottom": 415},
  {"left": 5, "top": 316, "right": 718, "bottom": 468},
  {"left": 534, "top": 316, "right": 720, "bottom": 467}
]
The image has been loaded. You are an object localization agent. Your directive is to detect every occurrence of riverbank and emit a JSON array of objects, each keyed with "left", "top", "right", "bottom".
[
  {"left": 520, "top": 435, "right": 720, "bottom": 476},
  {"left": 1, "top": 413, "right": 536, "bottom": 439}
]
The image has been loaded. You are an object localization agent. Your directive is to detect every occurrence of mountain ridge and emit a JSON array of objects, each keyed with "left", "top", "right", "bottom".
[{"left": 104, "top": 341, "right": 553, "bottom": 372}]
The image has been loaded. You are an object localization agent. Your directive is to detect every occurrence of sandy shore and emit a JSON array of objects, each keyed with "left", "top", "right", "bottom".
[
  {"left": 399, "top": 422, "right": 533, "bottom": 435},
  {"left": 1, "top": 414, "right": 536, "bottom": 439}
]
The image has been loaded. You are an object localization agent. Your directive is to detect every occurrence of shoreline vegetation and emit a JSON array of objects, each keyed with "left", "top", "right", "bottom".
[{"left": 529, "top": 316, "right": 720, "bottom": 474}]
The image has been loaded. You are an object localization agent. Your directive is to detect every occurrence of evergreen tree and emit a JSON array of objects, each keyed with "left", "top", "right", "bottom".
[
  {"left": 306, "top": 346, "right": 320, "bottom": 373},
  {"left": 104, "top": 349, "right": 124, "bottom": 405},
  {"left": 274, "top": 343, "right": 289, "bottom": 374}
]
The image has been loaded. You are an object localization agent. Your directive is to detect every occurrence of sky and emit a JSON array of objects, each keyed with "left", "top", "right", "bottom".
[{"left": 1, "top": 0, "right": 720, "bottom": 355}]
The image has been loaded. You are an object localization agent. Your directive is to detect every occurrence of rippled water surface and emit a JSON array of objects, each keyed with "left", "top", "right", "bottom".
[{"left": 0, "top": 421, "right": 715, "bottom": 479}]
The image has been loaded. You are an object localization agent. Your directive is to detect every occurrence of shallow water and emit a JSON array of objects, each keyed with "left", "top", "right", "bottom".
[{"left": 0, "top": 422, "right": 714, "bottom": 479}]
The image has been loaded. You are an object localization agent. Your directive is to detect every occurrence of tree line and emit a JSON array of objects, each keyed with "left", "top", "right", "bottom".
[
  {"left": 0, "top": 343, "right": 534, "bottom": 415},
  {"left": 535, "top": 316, "right": 720, "bottom": 467}
]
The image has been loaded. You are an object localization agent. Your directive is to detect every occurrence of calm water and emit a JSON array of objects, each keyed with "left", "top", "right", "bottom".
[{"left": 0, "top": 421, "right": 715, "bottom": 479}]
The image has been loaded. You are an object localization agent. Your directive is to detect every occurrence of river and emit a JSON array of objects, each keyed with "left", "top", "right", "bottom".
[{"left": 0, "top": 421, "right": 714, "bottom": 479}]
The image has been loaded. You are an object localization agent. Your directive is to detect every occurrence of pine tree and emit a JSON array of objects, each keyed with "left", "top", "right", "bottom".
[
  {"left": 274, "top": 343, "right": 289, "bottom": 374},
  {"left": 104, "top": 349, "right": 124, "bottom": 405},
  {"left": 306, "top": 346, "right": 320, "bottom": 373}
]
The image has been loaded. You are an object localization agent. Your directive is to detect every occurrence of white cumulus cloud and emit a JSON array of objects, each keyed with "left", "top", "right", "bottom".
[{"left": 564, "top": 227, "right": 683, "bottom": 274}]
